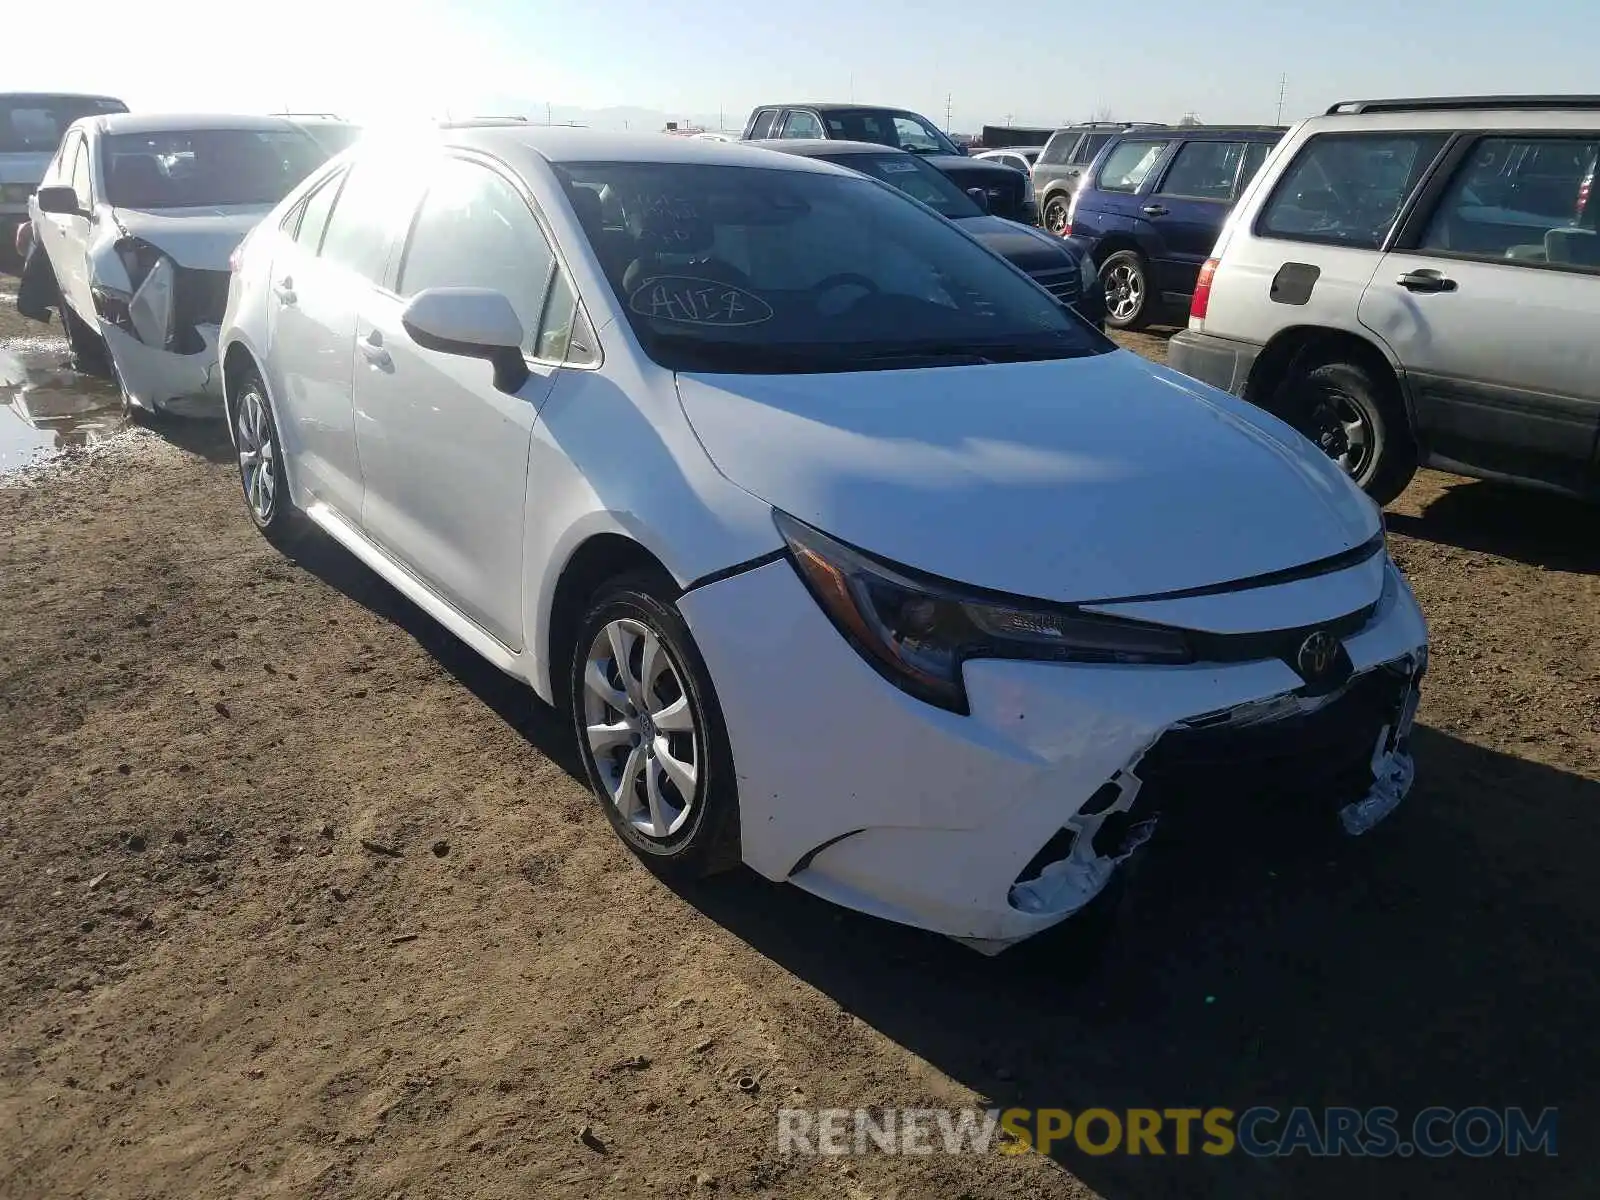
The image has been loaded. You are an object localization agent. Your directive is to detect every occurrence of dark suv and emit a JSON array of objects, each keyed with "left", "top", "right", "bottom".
[
  {"left": 1065, "top": 126, "right": 1284, "bottom": 328},
  {"left": 1033, "top": 122, "right": 1165, "bottom": 233},
  {"left": 740, "top": 104, "right": 1030, "bottom": 222}
]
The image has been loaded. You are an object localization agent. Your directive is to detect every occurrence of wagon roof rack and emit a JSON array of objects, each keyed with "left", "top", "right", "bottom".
[{"left": 1327, "top": 95, "right": 1600, "bottom": 115}]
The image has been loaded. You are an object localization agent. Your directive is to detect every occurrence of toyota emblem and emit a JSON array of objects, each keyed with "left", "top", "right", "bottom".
[{"left": 1296, "top": 630, "right": 1339, "bottom": 680}]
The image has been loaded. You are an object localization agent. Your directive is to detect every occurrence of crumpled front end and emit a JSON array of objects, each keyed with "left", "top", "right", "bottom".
[
  {"left": 677, "top": 549, "right": 1427, "bottom": 954},
  {"left": 87, "top": 228, "right": 230, "bottom": 414}
]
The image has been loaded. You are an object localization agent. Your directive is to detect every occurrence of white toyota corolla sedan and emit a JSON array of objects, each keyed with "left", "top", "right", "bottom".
[{"left": 220, "top": 126, "right": 1427, "bottom": 953}]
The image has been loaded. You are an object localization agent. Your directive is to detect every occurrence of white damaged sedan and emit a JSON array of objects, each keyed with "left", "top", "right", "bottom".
[
  {"left": 220, "top": 128, "right": 1427, "bottom": 953},
  {"left": 28, "top": 113, "right": 328, "bottom": 415}
]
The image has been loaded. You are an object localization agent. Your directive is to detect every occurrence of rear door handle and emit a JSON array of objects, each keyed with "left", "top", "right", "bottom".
[
  {"left": 1397, "top": 269, "right": 1456, "bottom": 293},
  {"left": 273, "top": 276, "right": 296, "bottom": 304},
  {"left": 359, "top": 332, "right": 392, "bottom": 370},
  {"left": 1141, "top": 204, "right": 1168, "bottom": 216}
]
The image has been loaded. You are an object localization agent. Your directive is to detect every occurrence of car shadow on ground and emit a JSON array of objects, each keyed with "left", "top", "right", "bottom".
[
  {"left": 673, "top": 727, "right": 1597, "bottom": 1197},
  {"left": 145, "top": 411, "right": 236, "bottom": 465},
  {"left": 286, "top": 528, "right": 1595, "bottom": 1198},
  {"left": 1387, "top": 478, "right": 1600, "bottom": 574}
]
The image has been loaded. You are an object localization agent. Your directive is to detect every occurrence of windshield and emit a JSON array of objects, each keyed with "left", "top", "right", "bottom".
[
  {"left": 817, "top": 108, "right": 960, "bottom": 156},
  {"left": 101, "top": 129, "right": 329, "bottom": 209},
  {"left": 558, "top": 162, "right": 1108, "bottom": 375},
  {"left": 0, "top": 96, "right": 125, "bottom": 154},
  {"left": 820, "top": 152, "right": 982, "bottom": 219}
]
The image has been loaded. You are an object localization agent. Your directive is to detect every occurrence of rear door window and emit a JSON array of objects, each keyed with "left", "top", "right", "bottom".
[
  {"left": 318, "top": 156, "right": 423, "bottom": 283},
  {"left": 746, "top": 109, "right": 777, "bottom": 139},
  {"left": 1096, "top": 139, "right": 1172, "bottom": 192},
  {"left": 1257, "top": 131, "right": 1449, "bottom": 249},
  {"left": 1037, "top": 132, "right": 1073, "bottom": 166},
  {"left": 779, "top": 110, "right": 824, "bottom": 139},
  {"left": 294, "top": 170, "right": 344, "bottom": 252},
  {"left": 1158, "top": 140, "right": 1245, "bottom": 200},
  {"left": 1236, "top": 140, "right": 1275, "bottom": 196},
  {"left": 1073, "top": 133, "right": 1112, "bottom": 165}
]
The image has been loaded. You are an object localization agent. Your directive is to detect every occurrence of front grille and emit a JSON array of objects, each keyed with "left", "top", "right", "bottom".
[
  {"left": 1128, "top": 661, "right": 1418, "bottom": 836},
  {"left": 169, "top": 266, "right": 230, "bottom": 354},
  {"left": 175, "top": 266, "right": 229, "bottom": 327},
  {"left": 1030, "top": 266, "right": 1080, "bottom": 304}
]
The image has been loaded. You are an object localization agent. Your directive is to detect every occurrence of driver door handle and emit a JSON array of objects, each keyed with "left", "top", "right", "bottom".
[
  {"left": 1397, "top": 269, "right": 1456, "bottom": 294},
  {"left": 273, "top": 276, "right": 297, "bottom": 304},
  {"left": 1141, "top": 204, "right": 1169, "bottom": 216}
]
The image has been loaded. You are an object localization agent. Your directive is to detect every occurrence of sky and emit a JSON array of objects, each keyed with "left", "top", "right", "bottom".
[{"left": 17, "top": 0, "right": 1600, "bottom": 134}]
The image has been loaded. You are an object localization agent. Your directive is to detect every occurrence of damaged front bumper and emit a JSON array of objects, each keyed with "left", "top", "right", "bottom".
[
  {"left": 100, "top": 319, "right": 222, "bottom": 415},
  {"left": 677, "top": 549, "right": 1428, "bottom": 954}
]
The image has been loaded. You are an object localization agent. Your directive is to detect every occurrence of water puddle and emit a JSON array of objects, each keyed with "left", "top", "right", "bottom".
[{"left": 0, "top": 340, "right": 127, "bottom": 476}]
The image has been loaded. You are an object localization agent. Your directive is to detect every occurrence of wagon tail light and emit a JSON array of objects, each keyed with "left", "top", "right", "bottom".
[
  {"left": 229, "top": 244, "right": 244, "bottom": 273},
  {"left": 1190, "top": 257, "right": 1219, "bottom": 323}
]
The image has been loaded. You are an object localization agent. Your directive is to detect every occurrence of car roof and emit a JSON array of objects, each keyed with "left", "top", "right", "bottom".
[
  {"left": 976, "top": 146, "right": 1044, "bottom": 154},
  {"left": 439, "top": 125, "right": 848, "bottom": 174},
  {"left": 1, "top": 91, "right": 124, "bottom": 103},
  {"left": 1117, "top": 126, "right": 1285, "bottom": 140},
  {"left": 751, "top": 103, "right": 926, "bottom": 114},
  {"left": 92, "top": 113, "right": 305, "bottom": 135},
  {"left": 745, "top": 138, "right": 913, "bottom": 158},
  {"left": 1305, "top": 103, "right": 1600, "bottom": 134}
]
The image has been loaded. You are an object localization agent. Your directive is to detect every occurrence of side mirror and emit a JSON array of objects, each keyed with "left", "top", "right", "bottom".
[
  {"left": 401, "top": 287, "right": 529, "bottom": 394},
  {"left": 35, "top": 185, "right": 83, "bottom": 216},
  {"left": 965, "top": 187, "right": 990, "bottom": 214}
]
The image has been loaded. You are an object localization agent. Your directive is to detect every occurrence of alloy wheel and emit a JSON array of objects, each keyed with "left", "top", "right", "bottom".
[
  {"left": 1044, "top": 198, "right": 1070, "bottom": 234},
  {"left": 1105, "top": 262, "right": 1143, "bottom": 323},
  {"left": 236, "top": 387, "right": 277, "bottom": 523},
  {"left": 582, "top": 618, "right": 701, "bottom": 840}
]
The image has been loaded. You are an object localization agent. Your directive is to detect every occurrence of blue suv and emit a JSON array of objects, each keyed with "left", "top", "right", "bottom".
[{"left": 1065, "top": 126, "right": 1283, "bottom": 329}]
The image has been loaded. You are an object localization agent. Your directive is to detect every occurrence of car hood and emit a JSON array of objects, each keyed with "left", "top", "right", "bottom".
[
  {"left": 0, "top": 152, "right": 53, "bottom": 186},
  {"left": 109, "top": 204, "right": 274, "bottom": 270},
  {"left": 676, "top": 352, "right": 1380, "bottom": 603},
  {"left": 956, "top": 214, "right": 1078, "bottom": 275}
]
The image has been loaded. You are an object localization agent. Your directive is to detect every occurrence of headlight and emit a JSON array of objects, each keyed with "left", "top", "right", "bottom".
[
  {"left": 94, "top": 237, "right": 176, "bottom": 347},
  {"left": 775, "top": 511, "right": 1193, "bottom": 713}
]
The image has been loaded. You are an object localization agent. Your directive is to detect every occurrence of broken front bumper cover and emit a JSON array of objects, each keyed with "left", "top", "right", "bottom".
[
  {"left": 99, "top": 319, "right": 222, "bottom": 414},
  {"left": 677, "top": 549, "right": 1429, "bottom": 954}
]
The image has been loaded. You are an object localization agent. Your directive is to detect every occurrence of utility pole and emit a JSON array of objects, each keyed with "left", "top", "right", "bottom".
[
  {"left": 849, "top": 74, "right": 855, "bottom": 102},
  {"left": 1275, "top": 74, "right": 1288, "bottom": 125},
  {"left": 945, "top": 93, "right": 952, "bottom": 132},
  {"left": 546, "top": 101, "right": 553, "bottom": 126}
]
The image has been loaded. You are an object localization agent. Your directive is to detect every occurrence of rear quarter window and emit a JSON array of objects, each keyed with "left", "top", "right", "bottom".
[{"left": 1256, "top": 131, "right": 1449, "bottom": 250}]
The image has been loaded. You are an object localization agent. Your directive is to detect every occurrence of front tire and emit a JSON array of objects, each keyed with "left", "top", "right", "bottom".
[
  {"left": 1100, "top": 249, "right": 1154, "bottom": 330},
  {"left": 570, "top": 571, "right": 740, "bottom": 878},
  {"left": 61, "top": 303, "right": 109, "bottom": 374},
  {"left": 233, "top": 368, "right": 298, "bottom": 544}
]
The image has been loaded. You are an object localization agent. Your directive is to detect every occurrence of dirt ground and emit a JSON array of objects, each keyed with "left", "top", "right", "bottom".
[{"left": 2, "top": 290, "right": 1597, "bottom": 1200}]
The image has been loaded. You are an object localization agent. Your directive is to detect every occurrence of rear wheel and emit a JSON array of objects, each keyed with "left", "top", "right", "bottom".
[
  {"left": 570, "top": 571, "right": 740, "bottom": 879},
  {"left": 1276, "top": 356, "right": 1416, "bottom": 506},
  {"left": 233, "top": 369, "right": 298, "bottom": 544},
  {"left": 1041, "top": 193, "right": 1072, "bottom": 235},
  {"left": 1100, "top": 249, "right": 1154, "bottom": 330}
]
